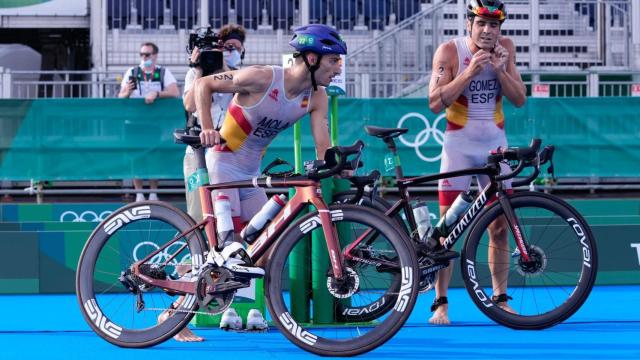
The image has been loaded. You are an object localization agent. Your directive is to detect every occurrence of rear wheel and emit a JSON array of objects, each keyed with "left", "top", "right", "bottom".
[
  {"left": 76, "top": 201, "right": 206, "bottom": 347},
  {"left": 265, "top": 204, "right": 418, "bottom": 356}
]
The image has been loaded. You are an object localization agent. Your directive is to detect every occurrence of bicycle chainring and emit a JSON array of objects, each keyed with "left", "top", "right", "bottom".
[
  {"left": 196, "top": 265, "right": 236, "bottom": 315},
  {"left": 417, "top": 255, "right": 448, "bottom": 293}
]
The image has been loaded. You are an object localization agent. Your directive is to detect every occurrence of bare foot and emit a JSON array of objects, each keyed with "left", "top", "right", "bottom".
[
  {"left": 428, "top": 303, "right": 451, "bottom": 325},
  {"left": 172, "top": 327, "right": 204, "bottom": 342},
  {"left": 158, "top": 310, "right": 204, "bottom": 342}
]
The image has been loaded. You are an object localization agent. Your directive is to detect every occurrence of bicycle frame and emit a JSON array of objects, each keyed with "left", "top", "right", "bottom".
[
  {"left": 130, "top": 148, "right": 347, "bottom": 295},
  {"left": 344, "top": 138, "right": 533, "bottom": 263}
]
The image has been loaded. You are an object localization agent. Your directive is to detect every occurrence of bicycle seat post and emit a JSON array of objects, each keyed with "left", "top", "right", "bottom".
[
  {"left": 194, "top": 145, "right": 207, "bottom": 171},
  {"left": 383, "top": 136, "right": 405, "bottom": 180}
]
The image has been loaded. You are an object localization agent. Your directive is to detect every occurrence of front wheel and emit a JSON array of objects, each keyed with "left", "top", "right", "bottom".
[
  {"left": 265, "top": 204, "right": 419, "bottom": 356},
  {"left": 462, "top": 192, "right": 597, "bottom": 329}
]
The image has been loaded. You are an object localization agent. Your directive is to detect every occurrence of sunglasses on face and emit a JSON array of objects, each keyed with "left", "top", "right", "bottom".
[
  {"left": 473, "top": 6, "right": 506, "bottom": 21},
  {"left": 139, "top": 52, "right": 154, "bottom": 57}
]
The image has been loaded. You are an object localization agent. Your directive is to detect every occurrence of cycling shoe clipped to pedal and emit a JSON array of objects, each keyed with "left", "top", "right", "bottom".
[{"left": 207, "top": 242, "right": 265, "bottom": 279}]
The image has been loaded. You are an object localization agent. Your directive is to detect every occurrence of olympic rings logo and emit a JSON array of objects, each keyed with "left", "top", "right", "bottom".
[
  {"left": 59, "top": 210, "right": 113, "bottom": 222},
  {"left": 132, "top": 241, "right": 192, "bottom": 278},
  {"left": 396, "top": 112, "right": 446, "bottom": 163}
]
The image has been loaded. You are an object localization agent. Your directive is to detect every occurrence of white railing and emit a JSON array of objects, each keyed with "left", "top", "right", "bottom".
[
  {"left": 0, "top": 69, "right": 187, "bottom": 99},
  {"left": 346, "top": 69, "right": 640, "bottom": 98},
  {"left": 2, "top": 68, "right": 638, "bottom": 99}
]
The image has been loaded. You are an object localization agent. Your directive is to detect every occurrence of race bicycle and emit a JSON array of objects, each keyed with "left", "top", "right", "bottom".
[
  {"left": 76, "top": 130, "right": 419, "bottom": 356},
  {"left": 333, "top": 126, "right": 598, "bottom": 330}
]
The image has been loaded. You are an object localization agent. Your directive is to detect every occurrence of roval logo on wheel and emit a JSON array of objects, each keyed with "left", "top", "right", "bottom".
[{"left": 396, "top": 112, "right": 446, "bottom": 162}]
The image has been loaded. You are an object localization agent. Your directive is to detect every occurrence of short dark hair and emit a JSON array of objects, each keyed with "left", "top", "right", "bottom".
[
  {"left": 141, "top": 42, "right": 159, "bottom": 54},
  {"left": 219, "top": 24, "right": 246, "bottom": 44}
]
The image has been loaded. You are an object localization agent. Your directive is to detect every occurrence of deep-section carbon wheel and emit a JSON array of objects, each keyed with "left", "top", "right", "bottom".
[
  {"left": 462, "top": 192, "right": 597, "bottom": 329},
  {"left": 265, "top": 204, "right": 418, "bottom": 356},
  {"left": 76, "top": 201, "right": 206, "bottom": 347}
]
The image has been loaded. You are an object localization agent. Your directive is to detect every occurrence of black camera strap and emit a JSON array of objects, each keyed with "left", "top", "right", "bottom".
[{"left": 133, "top": 66, "right": 166, "bottom": 94}]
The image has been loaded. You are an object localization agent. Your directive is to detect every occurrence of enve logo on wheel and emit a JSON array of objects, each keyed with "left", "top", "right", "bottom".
[
  {"left": 396, "top": 112, "right": 446, "bottom": 162},
  {"left": 103, "top": 206, "right": 151, "bottom": 234}
]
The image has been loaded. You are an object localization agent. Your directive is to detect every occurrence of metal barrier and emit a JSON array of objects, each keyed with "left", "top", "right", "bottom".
[
  {"left": 1, "top": 67, "right": 638, "bottom": 99},
  {"left": 345, "top": 69, "right": 640, "bottom": 99},
  {"left": 0, "top": 69, "right": 187, "bottom": 99}
]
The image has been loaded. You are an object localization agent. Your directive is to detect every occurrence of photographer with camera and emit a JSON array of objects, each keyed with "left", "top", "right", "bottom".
[
  {"left": 183, "top": 25, "right": 246, "bottom": 227},
  {"left": 159, "top": 25, "right": 249, "bottom": 342},
  {"left": 118, "top": 42, "right": 180, "bottom": 202}
]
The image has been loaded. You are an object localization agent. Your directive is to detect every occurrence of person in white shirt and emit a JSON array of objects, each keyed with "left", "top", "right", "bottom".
[{"left": 118, "top": 42, "right": 180, "bottom": 202}]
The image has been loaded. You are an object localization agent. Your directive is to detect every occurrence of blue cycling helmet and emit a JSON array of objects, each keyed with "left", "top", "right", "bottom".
[
  {"left": 289, "top": 24, "right": 348, "bottom": 55},
  {"left": 289, "top": 25, "right": 347, "bottom": 90}
]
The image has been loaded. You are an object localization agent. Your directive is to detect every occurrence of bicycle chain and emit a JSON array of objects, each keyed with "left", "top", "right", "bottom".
[{"left": 143, "top": 307, "right": 220, "bottom": 316}]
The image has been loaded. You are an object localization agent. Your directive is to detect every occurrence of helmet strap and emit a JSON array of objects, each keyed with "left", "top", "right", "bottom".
[{"left": 301, "top": 52, "right": 323, "bottom": 91}]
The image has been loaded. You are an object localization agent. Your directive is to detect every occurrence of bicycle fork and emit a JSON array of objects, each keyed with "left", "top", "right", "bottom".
[
  {"left": 497, "top": 192, "right": 532, "bottom": 263},
  {"left": 309, "top": 196, "right": 345, "bottom": 279}
]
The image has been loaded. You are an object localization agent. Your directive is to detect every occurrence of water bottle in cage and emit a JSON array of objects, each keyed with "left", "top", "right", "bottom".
[
  {"left": 412, "top": 201, "right": 433, "bottom": 243},
  {"left": 241, "top": 194, "right": 287, "bottom": 244},
  {"left": 214, "top": 192, "right": 235, "bottom": 248},
  {"left": 426, "top": 191, "right": 474, "bottom": 252}
]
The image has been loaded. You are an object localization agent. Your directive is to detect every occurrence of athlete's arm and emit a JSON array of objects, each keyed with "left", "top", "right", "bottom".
[
  {"left": 308, "top": 89, "right": 331, "bottom": 160},
  {"left": 195, "top": 66, "right": 271, "bottom": 146},
  {"left": 493, "top": 37, "right": 526, "bottom": 107},
  {"left": 429, "top": 41, "right": 489, "bottom": 114}
]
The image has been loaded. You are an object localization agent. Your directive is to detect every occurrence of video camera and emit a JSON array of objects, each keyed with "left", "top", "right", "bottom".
[{"left": 187, "top": 27, "right": 224, "bottom": 76}]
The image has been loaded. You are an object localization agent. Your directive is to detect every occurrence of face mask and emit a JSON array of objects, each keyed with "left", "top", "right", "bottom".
[
  {"left": 140, "top": 58, "right": 153, "bottom": 68},
  {"left": 224, "top": 49, "right": 242, "bottom": 69}
]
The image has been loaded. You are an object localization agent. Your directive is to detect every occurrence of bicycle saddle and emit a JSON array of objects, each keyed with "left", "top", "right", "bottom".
[{"left": 364, "top": 126, "right": 408, "bottom": 139}]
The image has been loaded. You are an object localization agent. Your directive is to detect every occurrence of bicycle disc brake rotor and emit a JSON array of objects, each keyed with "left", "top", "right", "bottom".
[
  {"left": 327, "top": 267, "right": 360, "bottom": 299},
  {"left": 196, "top": 265, "right": 236, "bottom": 315},
  {"left": 515, "top": 245, "right": 547, "bottom": 277}
]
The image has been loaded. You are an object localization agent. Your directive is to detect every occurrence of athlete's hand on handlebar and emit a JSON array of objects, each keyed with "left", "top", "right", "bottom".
[{"left": 199, "top": 128, "right": 222, "bottom": 147}]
